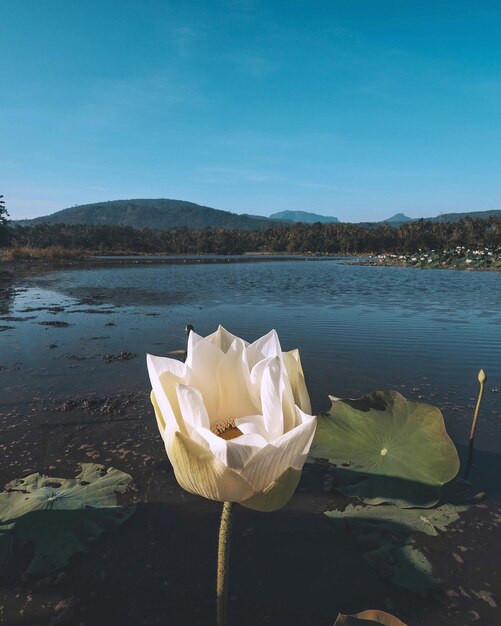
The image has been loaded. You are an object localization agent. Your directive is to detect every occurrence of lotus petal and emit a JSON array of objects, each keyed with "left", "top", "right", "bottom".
[
  {"left": 240, "top": 467, "right": 302, "bottom": 512},
  {"left": 148, "top": 326, "right": 316, "bottom": 511}
]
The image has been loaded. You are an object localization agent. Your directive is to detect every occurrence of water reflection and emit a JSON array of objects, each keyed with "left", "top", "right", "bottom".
[{"left": 0, "top": 270, "right": 16, "bottom": 316}]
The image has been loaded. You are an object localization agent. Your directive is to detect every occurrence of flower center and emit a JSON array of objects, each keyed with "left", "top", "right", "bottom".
[
  {"left": 211, "top": 419, "right": 243, "bottom": 441},
  {"left": 380, "top": 447, "right": 388, "bottom": 456}
]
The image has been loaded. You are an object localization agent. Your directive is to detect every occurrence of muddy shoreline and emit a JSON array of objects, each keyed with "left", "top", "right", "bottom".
[{"left": 1, "top": 385, "right": 499, "bottom": 626}]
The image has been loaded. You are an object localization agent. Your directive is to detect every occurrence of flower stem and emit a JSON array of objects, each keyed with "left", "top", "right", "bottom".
[
  {"left": 463, "top": 369, "right": 486, "bottom": 480},
  {"left": 217, "top": 501, "right": 233, "bottom": 626}
]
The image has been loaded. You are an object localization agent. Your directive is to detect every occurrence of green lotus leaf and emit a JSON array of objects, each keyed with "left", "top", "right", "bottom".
[
  {"left": 0, "top": 524, "right": 13, "bottom": 575},
  {"left": 334, "top": 609, "right": 408, "bottom": 625},
  {"left": 325, "top": 502, "right": 468, "bottom": 596},
  {"left": 364, "top": 542, "right": 434, "bottom": 597},
  {"left": 311, "top": 391, "right": 460, "bottom": 508},
  {"left": 325, "top": 502, "right": 469, "bottom": 537},
  {"left": 0, "top": 464, "right": 135, "bottom": 575}
]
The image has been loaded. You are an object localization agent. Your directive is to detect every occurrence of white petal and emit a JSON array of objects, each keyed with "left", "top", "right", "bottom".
[
  {"left": 216, "top": 338, "right": 259, "bottom": 421},
  {"left": 235, "top": 414, "right": 271, "bottom": 440},
  {"left": 189, "top": 427, "right": 229, "bottom": 465},
  {"left": 248, "top": 356, "right": 273, "bottom": 409},
  {"left": 150, "top": 391, "right": 167, "bottom": 441},
  {"left": 240, "top": 467, "right": 302, "bottom": 512},
  {"left": 260, "top": 356, "right": 285, "bottom": 440},
  {"left": 246, "top": 329, "right": 282, "bottom": 370},
  {"left": 280, "top": 370, "right": 298, "bottom": 434},
  {"left": 192, "top": 428, "right": 268, "bottom": 471},
  {"left": 167, "top": 431, "right": 255, "bottom": 502},
  {"left": 147, "top": 353, "right": 187, "bottom": 380},
  {"left": 241, "top": 410, "right": 317, "bottom": 492},
  {"left": 283, "top": 349, "right": 312, "bottom": 415},
  {"left": 185, "top": 332, "right": 224, "bottom": 422},
  {"left": 147, "top": 354, "right": 188, "bottom": 434},
  {"left": 176, "top": 384, "right": 211, "bottom": 431},
  {"left": 226, "top": 433, "right": 268, "bottom": 470},
  {"left": 186, "top": 331, "right": 223, "bottom": 367},
  {"left": 205, "top": 325, "right": 248, "bottom": 353},
  {"left": 249, "top": 354, "right": 297, "bottom": 432}
]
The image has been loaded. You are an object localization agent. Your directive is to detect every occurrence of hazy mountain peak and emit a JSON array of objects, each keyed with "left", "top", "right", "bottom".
[
  {"left": 269, "top": 210, "right": 339, "bottom": 224},
  {"left": 383, "top": 213, "right": 414, "bottom": 224}
]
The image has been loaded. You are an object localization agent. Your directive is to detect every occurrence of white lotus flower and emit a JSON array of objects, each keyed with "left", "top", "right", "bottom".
[{"left": 147, "top": 326, "right": 316, "bottom": 512}]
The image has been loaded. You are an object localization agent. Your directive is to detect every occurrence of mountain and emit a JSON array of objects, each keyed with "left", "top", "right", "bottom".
[
  {"left": 374, "top": 209, "right": 501, "bottom": 227},
  {"left": 13, "top": 201, "right": 501, "bottom": 232},
  {"left": 428, "top": 209, "right": 501, "bottom": 223},
  {"left": 359, "top": 209, "right": 501, "bottom": 228},
  {"left": 14, "top": 199, "right": 278, "bottom": 231},
  {"left": 381, "top": 213, "right": 414, "bottom": 225},
  {"left": 269, "top": 210, "right": 339, "bottom": 224}
]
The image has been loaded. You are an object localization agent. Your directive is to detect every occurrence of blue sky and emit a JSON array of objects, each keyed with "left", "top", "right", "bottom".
[{"left": 2, "top": 1, "right": 501, "bottom": 221}]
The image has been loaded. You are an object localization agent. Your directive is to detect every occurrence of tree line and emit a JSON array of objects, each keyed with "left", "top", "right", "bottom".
[{"left": 2, "top": 216, "right": 501, "bottom": 255}]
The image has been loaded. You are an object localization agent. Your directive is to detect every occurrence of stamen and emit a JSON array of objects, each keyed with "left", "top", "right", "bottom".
[{"left": 211, "top": 419, "right": 243, "bottom": 441}]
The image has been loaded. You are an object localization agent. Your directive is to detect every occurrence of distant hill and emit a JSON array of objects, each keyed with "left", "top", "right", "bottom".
[
  {"left": 381, "top": 213, "right": 414, "bottom": 225},
  {"left": 269, "top": 210, "right": 339, "bottom": 224},
  {"left": 14, "top": 199, "right": 278, "bottom": 231},
  {"left": 13, "top": 201, "right": 501, "bottom": 232},
  {"left": 428, "top": 209, "right": 501, "bottom": 223},
  {"left": 359, "top": 209, "right": 501, "bottom": 228}
]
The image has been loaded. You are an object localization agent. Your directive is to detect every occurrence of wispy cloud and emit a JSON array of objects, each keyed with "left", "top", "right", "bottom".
[
  {"left": 231, "top": 53, "right": 279, "bottom": 79},
  {"left": 171, "top": 25, "right": 198, "bottom": 57},
  {"left": 198, "top": 166, "right": 281, "bottom": 184},
  {"left": 66, "top": 72, "right": 208, "bottom": 132},
  {"left": 86, "top": 185, "right": 109, "bottom": 192},
  {"left": 197, "top": 165, "right": 343, "bottom": 191}
]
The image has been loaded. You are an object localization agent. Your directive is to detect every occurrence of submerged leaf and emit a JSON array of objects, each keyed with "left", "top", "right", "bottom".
[
  {"left": 325, "top": 502, "right": 468, "bottom": 596},
  {"left": 311, "top": 391, "right": 460, "bottom": 508},
  {"left": 334, "top": 609, "right": 408, "bottom": 625},
  {"left": 364, "top": 542, "right": 434, "bottom": 597},
  {"left": 0, "top": 524, "right": 13, "bottom": 575},
  {"left": 0, "top": 464, "right": 135, "bottom": 575},
  {"left": 325, "top": 502, "right": 469, "bottom": 537}
]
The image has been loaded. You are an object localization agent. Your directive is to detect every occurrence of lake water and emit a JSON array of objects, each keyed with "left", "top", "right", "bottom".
[
  {"left": 1, "top": 257, "right": 500, "bottom": 452},
  {"left": 1, "top": 257, "right": 501, "bottom": 626}
]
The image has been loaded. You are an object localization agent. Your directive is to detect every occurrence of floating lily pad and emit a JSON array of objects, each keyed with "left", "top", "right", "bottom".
[
  {"left": 311, "top": 391, "right": 460, "bottom": 508},
  {"left": 334, "top": 609, "right": 408, "bottom": 625},
  {"left": 325, "top": 502, "right": 469, "bottom": 537},
  {"left": 325, "top": 502, "right": 468, "bottom": 596},
  {"left": 0, "top": 464, "right": 135, "bottom": 575}
]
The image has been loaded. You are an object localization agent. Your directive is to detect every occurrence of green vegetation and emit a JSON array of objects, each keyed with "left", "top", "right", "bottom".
[
  {"left": 311, "top": 389, "right": 471, "bottom": 597},
  {"left": 0, "top": 245, "right": 86, "bottom": 261},
  {"left": 0, "top": 195, "right": 9, "bottom": 246},
  {"left": 325, "top": 502, "right": 469, "bottom": 596},
  {"left": 3, "top": 215, "right": 501, "bottom": 258},
  {"left": 311, "top": 391, "right": 460, "bottom": 508},
  {"left": 362, "top": 246, "right": 501, "bottom": 270},
  {"left": 0, "top": 464, "right": 134, "bottom": 576},
  {"left": 14, "top": 198, "right": 277, "bottom": 231}
]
